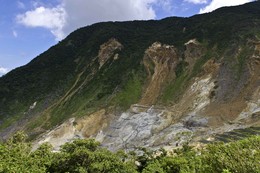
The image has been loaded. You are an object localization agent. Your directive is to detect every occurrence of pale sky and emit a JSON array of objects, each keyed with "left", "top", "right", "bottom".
[{"left": 0, "top": 0, "right": 254, "bottom": 76}]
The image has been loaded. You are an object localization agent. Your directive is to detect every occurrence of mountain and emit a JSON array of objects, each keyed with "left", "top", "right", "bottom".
[{"left": 0, "top": 1, "right": 260, "bottom": 150}]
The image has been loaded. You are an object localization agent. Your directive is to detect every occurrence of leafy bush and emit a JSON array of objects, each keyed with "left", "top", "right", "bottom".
[{"left": 1, "top": 132, "right": 259, "bottom": 172}]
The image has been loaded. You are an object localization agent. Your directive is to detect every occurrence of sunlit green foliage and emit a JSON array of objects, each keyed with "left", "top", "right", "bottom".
[
  {"left": 2, "top": 132, "right": 259, "bottom": 173},
  {"left": 0, "top": 132, "right": 52, "bottom": 173},
  {"left": 48, "top": 139, "right": 137, "bottom": 173},
  {"left": 114, "top": 72, "right": 143, "bottom": 109}
]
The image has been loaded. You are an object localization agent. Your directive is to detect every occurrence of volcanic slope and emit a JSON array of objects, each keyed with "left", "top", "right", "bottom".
[{"left": 0, "top": 1, "right": 260, "bottom": 150}]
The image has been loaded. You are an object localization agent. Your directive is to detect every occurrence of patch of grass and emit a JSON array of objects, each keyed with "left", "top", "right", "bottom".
[
  {"left": 161, "top": 72, "right": 189, "bottom": 104},
  {"left": 214, "top": 127, "right": 260, "bottom": 143},
  {"left": 113, "top": 73, "right": 143, "bottom": 110},
  {"left": 26, "top": 114, "right": 47, "bottom": 131},
  {"left": 190, "top": 51, "right": 215, "bottom": 77},
  {"left": 0, "top": 115, "right": 21, "bottom": 131},
  {"left": 175, "top": 61, "right": 188, "bottom": 78},
  {"left": 235, "top": 46, "right": 251, "bottom": 80}
]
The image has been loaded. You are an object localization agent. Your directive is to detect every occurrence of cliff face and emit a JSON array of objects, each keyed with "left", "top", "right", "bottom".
[
  {"left": 141, "top": 42, "right": 178, "bottom": 105},
  {"left": 1, "top": 1, "right": 260, "bottom": 150}
]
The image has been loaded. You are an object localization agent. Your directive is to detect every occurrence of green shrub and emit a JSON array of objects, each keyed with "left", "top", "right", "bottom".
[{"left": 0, "top": 132, "right": 259, "bottom": 173}]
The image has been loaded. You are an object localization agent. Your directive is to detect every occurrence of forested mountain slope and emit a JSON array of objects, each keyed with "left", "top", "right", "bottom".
[{"left": 0, "top": 1, "right": 259, "bottom": 150}]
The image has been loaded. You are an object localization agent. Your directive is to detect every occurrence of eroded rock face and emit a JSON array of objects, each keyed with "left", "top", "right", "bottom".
[
  {"left": 33, "top": 62, "right": 259, "bottom": 151},
  {"left": 184, "top": 39, "right": 205, "bottom": 71},
  {"left": 33, "top": 109, "right": 114, "bottom": 151},
  {"left": 97, "top": 74, "right": 217, "bottom": 151},
  {"left": 98, "top": 38, "right": 123, "bottom": 68},
  {"left": 178, "top": 74, "right": 215, "bottom": 114},
  {"left": 96, "top": 105, "right": 192, "bottom": 151},
  {"left": 237, "top": 86, "right": 260, "bottom": 122},
  {"left": 204, "top": 41, "right": 260, "bottom": 126},
  {"left": 141, "top": 42, "right": 179, "bottom": 105},
  {"left": 33, "top": 39, "right": 260, "bottom": 152},
  {"left": 33, "top": 73, "right": 216, "bottom": 151}
]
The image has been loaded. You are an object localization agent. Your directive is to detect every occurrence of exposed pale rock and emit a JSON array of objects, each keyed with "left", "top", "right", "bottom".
[
  {"left": 34, "top": 118, "right": 76, "bottom": 151},
  {"left": 33, "top": 109, "right": 113, "bottom": 151},
  {"left": 237, "top": 87, "right": 260, "bottom": 121},
  {"left": 98, "top": 38, "right": 123, "bottom": 68},
  {"left": 29, "top": 102, "right": 37, "bottom": 110},
  {"left": 98, "top": 105, "right": 192, "bottom": 151},
  {"left": 171, "top": 74, "right": 215, "bottom": 117}
]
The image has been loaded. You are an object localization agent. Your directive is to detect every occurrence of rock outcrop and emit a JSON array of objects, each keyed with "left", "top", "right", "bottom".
[
  {"left": 98, "top": 38, "right": 123, "bottom": 68},
  {"left": 141, "top": 42, "right": 179, "bottom": 105}
]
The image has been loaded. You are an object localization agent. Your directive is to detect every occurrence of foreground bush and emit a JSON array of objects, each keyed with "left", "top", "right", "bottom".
[
  {"left": 140, "top": 136, "right": 260, "bottom": 173},
  {"left": 0, "top": 132, "right": 259, "bottom": 173}
]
